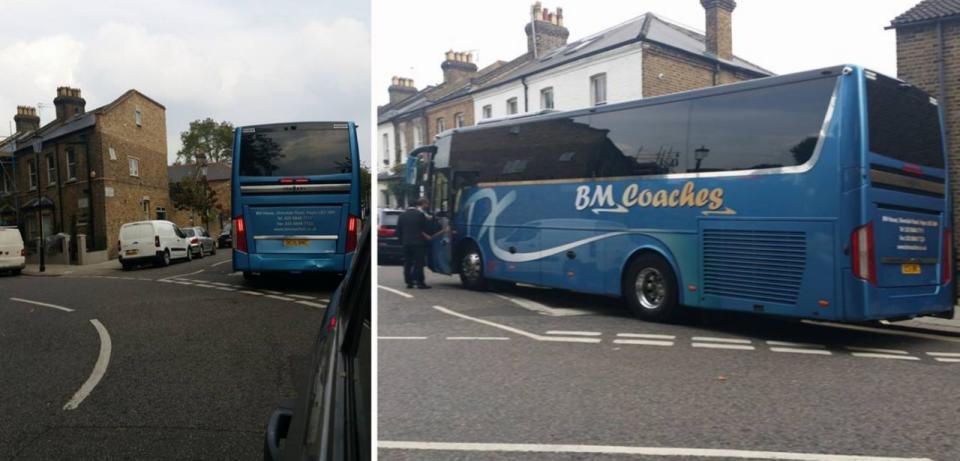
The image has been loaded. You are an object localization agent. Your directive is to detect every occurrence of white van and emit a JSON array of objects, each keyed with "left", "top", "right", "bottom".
[
  {"left": 118, "top": 220, "right": 192, "bottom": 270},
  {"left": 0, "top": 227, "right": 26, "bottom": 275}
]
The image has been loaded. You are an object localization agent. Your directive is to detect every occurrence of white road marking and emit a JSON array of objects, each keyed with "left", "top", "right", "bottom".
[
  {"left": 194, "top": 284, "right": 217, "bottom": 289},
  {"left": 545, "top": 330, "right": 601, "bottom": 336},
  {"left": 214, "top": 287, "right": 237, "bottom": 292},
  {"left": 379, "top": 285, "right": 414, "bottom": 299},
  {"left": 227, "top": 272, "right": 241, "bottom": 276},
  {"left": 10, "top": 297, "right": 74, "bottom": 313},
  {"left": 63, "top": 319, "right": 111, "bottom": 410},
  {"left": 210, "top": 259, "right": 232, "bottom": 267},
  {"left": 446, "top": 337, "right": 510, "bottom": 341},
  {"left": 377, "top": 441, "right": 934, "bottom": 460},
  {"left": 934, "top": 358, "right": 960, "bottom": 363},
  {"left": 804, "top": 320, "right": 960, "bottom": 344},
  {"left": 160, "top": 268, "right": 204, "bottom": 281},
  {"left": 850, "top": 352, "right": 920, "bottom": 361},
  {"left": 692, "top": 336, "right": 752, "bottom": 345},
  {"left": 240, "top": 290, "right": 264, "bottom": 296},
  {"left": 173, "top": 281, "right": 194, "bottom": 286},
  {"left": 846, "top": 346, "right": 908, "bottom": 355},
  {"left": 770, "top": 347, "right": 833, "bottom": 356},
  {"left": 288, "top": 294, "right": 316, "bottom": 300},
  {"left": 926, "top": 352, "right": 960, "bottom": 357},
  {"left": 260, "top": 289, "right": 283, "bottom": 295},
  {"left": 613, "top": 339, "right": 674, "bottom": 346},
  {"left": 431, "top": 305, "right": 600, "bottom": 343},
  {"left": 265, "top": 295, "right": 295, "bottom": 302},
  {"left": 493, "top": 293, "right": 593, "bottom": 317},
  {"left": 379, "top": 336, "right": 428, "bottom": 340},
  {"left": 617, "top": 333, "right": 675, "bottom": 340},
  {"left": 766, "top": 340, "right": 826, "bottom": 348},
  {"left": 296, "top": 300, "right": 326, "bottom": 309},
  {"left": 692, "top": 343, "right": 755, "bottom": 351}
]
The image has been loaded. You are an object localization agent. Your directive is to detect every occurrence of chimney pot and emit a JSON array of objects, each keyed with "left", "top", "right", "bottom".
[
  {"left": 526, "top": 3, "right": 570, "bottom": 57},
  {"left": 701, "top": 0, "right": 736, "bottom": 61},
  {"left": 53, "top": 86, "right": 85, "bottom": 121},
  {"left": 13, "top": 105, "right": 41, "bottom": 133}
]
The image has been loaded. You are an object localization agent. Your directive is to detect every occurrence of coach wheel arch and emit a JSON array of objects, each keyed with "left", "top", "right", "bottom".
[{"left": 620, "top": 247, "right": 686, "bottom": 304}]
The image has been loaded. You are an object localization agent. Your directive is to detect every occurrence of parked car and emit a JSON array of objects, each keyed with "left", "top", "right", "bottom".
[
  {"left": 118, "top": 220, "right": 192, "bottom": 270},
  {"left": 0, "top": 226, "right": 26, "bottom": 276},
  {"left": 183, "top": 226, "right": 216, "bottom": 258},
  {"left": 218, "top": 223, "right": 232, "bottom": 248},
  {"left": 264, "top": 226, "right": 370, "bottom": 461},
  {"left": 377, "top": 208, "right": 403, "bottom": 264}
]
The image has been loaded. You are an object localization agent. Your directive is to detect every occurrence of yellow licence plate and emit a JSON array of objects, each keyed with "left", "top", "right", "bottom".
[
  {"left": 283, "top": 239, "right": 309, "bottom": 247},
  {"left": 901, "top": 263, "right": 921, "bottom": 275},
  {"left": 125, "top": 249, "right": 139, "bottom": 256}
]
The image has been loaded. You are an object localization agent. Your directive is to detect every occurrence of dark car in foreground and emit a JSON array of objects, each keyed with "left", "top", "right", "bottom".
[
  {"left": 218, "top": 223, "right": 232, "bottom": 248},
  {"left": 264, "top": 226, "right": 370, "bottom": 461},
  {"left": 377, "top": 208, "right": 402, "bottom": 264}
]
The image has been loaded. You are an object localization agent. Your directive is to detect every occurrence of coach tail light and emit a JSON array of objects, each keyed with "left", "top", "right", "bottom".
[{"left": 851, "top": 222, "right": 876, "bottom": 285}]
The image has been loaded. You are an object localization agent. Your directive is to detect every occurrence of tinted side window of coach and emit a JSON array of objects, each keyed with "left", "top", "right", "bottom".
[
  {"left": 586, "top": 100, "right": 691, "bottom": 177},
  {"left": 687, "top": 78, "right": 836, "bottom": 173}
]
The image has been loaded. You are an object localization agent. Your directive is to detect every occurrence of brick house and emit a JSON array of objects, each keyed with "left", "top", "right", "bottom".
[
  {"left": 377, "top": 0, "right": 771, "bottom": 190},
  {"left": 889, "top": 0, "right": 960, "bottom": 230},
  {"left": 0, "top": 87, "right": 170, "bottom": 260},
  {"left": 167, "top": 162, "right": 231, "bottom": 236}
]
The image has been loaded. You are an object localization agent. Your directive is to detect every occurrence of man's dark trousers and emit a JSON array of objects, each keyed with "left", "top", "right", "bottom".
[{"left": 403, "top": 244, "right": 427, "bottom": 287}]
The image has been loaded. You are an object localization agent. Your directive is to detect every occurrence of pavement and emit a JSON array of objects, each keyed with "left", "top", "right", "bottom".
[
  {"left": 377, "top": 265, "right": 960, "bottom": 461},
  {"left": 1, "top": 251, "right": 340, "bottom": 459}
]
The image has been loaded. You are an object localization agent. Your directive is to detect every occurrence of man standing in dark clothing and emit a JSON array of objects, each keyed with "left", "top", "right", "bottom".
[{"left": 396, "top": 198, "right": 432, "bottom": 289}]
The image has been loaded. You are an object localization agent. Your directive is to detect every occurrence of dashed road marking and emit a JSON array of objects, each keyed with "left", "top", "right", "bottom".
[
  {"left": 767, "top": 340, "right": 826, "bottom": 348},
  {"left": 850, "top": 352, "right": 920, "bottom": 361},
  {"left": 692, "top": 336, "right": 752, "bottom": 345},
  {"left": 260, "top": 289, "right": 283, "bottom": 295},
  {"left": 214, "top": 287, "right": 237, "bottom": 292},
  {"left": 613, "top": 339, "right": 674, "bottom": 347},
  {"left": 240, "top": 290, "right": 264, "bottom": 296},
  {"left": 618, "top": 333, "right": 675, "bottom": 340},
  {"left": 10, "top": 297, "right": 75, "bottom": 313},
  {"left": 545, "top": 330, "right": 601, "bottom": 336},
  {"left": 846, "top": 346, "right": 908, "bottom": 355},
  {"left": 379, "top": 285, "right": 414, "bottom": 298},
  {"left": 934, "top": 357, "right": 960, "bottom": 363},
  {"left": 926, "top": 352, "right": 960, "bottom": 357},
  {"left": 289, "top": 294, "right": 316, "bottom": 300},
  {"left": 296, "top": 300, "right": 326, "bottom": 309},
  {"left": 265, "top": 294, "right": 295, "bottom": 302},
  {"left": 770, "top": 347, "right": 832, "bottom": 356},
  {"left": 210, "top": 259, "right": 232, "bottom": 267},
  {"left": 692, "top": 343, "right": 756, "bottom": 351}
]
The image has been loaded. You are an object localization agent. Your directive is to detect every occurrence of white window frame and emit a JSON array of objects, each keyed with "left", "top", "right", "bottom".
[
  {"left": 454, "top": 112, "right": 465, "bottom": 128},
  {"left": 135, "top": 108, "right": 142, "bottom": 127},
  {"left": 540, "top": 87, "right": 554, "bottom": 110},
  {"left": 66, "top": 150, "right": 77, "bottom": 181},
  {"left": 46, "top": 153, "right": 56, "bottom": 185},
  {"left": 108, "top": 147, "right": 117, "bottom": 161},
  {"left": 590, "top": 73, "right": 607, "bottom": 106},
  {"left": 482, "top": 105, "right": 492, "bottom": 119},
  {"left": 382, "top": 133, "right": 390, "bottom": 165},
  {"left": 436, "top": 117, "right": 446, "bottom": 134},
  {"left": 506, "top": 98, "right": 518, "bottom": 115},
  {"left": 128, "top": 157, "right": 140, "bottom": 177}
]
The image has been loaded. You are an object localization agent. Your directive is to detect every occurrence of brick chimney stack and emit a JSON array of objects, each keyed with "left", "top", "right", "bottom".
[
  {"left": 13, "top": 106, "right": 41, "bottom": 133},
  {"left": 525, "top": 2, "right": 569, "bottom": 58},
  {"left": 441, "top": 50, "right": 479, "bottom": 84},
  {"left": 388, "top": 77, "right": 418, "bottom": 105},
  {"left": 701, "top": 0, "right": 736, "bottom": 61},
  {"left": 53, "top": 86, "right": 86, "bottom": 121}
]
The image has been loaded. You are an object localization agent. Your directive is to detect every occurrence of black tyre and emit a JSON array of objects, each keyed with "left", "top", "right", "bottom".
[
  {"left": 211, "top": 246, "right": 216, "bottom": 256},
  {"left": 121, "top": 262, "right": 131, "bottom": 271},
  {"left": 12, "top": 268, "right": 22, "bottom": 276},
  {"left": 157, "top": 249, "right": 171, "bottom": 267},
  {"left": 623, "top": 253, "right": 679, "bottom": 322},
  {"left": 186, "top": 248, "right": 193, "bottom": 262},
  {"left": 458, "top": 243, "right": 487, "bottom": 290},
  {"left": 196, "top": 247, "right": 204, "bottom": 259}
]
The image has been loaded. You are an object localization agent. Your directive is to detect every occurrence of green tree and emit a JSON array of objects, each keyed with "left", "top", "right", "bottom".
[
  {"left": 170, "top": 173, "right": 219, "bottom": 229},
  {"left": 176, "top": 118, "right": 235, "bottom": 165},
  {"left": 386, "top": 163, "right": 417, "bottom": 208},
  {"left": 359, "top": 163, "right": 371, "bottom": 214}
]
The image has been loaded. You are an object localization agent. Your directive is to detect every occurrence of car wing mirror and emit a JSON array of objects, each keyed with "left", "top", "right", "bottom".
[{"left": 263, "top": 398, "right": 295, "bottom": 461}]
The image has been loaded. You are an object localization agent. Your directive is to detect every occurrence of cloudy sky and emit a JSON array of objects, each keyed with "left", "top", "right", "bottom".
[
  {"left": 0, "top": 0, "right": 371, "bottom": 165},
  {"left": 374, "top": 0, "right": 919, "bottom": 107}
]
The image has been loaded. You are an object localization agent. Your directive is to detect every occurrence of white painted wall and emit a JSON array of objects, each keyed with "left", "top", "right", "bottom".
[
  {"left": 377, "top": 122, "right": 395, "bottom": 173},
  {"left": 473, "top": 43, "right": 644, "bottom": 122}
]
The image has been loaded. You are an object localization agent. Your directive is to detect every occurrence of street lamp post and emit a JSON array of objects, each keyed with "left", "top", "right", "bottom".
[
  {"left": 31, "top": 138, "right": 44, "bottom": 272},
  {"left": 694, "top": 145, "right": 710, "bottom": 172}
]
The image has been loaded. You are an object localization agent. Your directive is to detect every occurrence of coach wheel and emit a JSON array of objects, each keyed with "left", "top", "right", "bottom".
[
  {"left": 623, "top": 253, "right": 679, "bottom": 322},
  {"left": 458, "top": 244, "right": 487, "bottom": 291}
]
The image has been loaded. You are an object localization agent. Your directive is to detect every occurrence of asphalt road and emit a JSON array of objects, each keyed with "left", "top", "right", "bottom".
[
  {"left": 377, "top": 266, "right": 960, "bottom": 461},
  {"left": 0, "top": 251, "right": 339, "bottom": 459}
]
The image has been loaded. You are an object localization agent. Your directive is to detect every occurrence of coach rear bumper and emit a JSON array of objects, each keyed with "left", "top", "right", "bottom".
[
  {"left": 233, "top": 250, "right": 352, "bottom": 274},
  {"left": 843, "top": 269, "right": 954, "bottom": 321}
]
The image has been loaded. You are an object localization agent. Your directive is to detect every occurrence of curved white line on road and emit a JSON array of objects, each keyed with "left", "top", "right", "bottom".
[
  {"left": 63, "top": 319, "right": 112, "bottom": 410},
  {"left": 210, "top": 259, "right": 232, "bottom": 267},
  {"left": 10, "top": 297, "right": 74, "bottom": 313},
  {"left": 378, "top": 441, "right": 934, "bottom": 460},
  {"left": 160, "top": 268, "right": 205, "bottom": 281}
]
